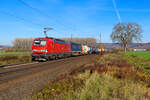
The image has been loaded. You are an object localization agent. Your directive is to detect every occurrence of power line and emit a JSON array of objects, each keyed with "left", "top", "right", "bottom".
[
  {"left": 0, "top": 10, "right": 45, "bottom": 27},
  {"left": 18, "top": 0, "right": 91, "bottom": 36},
  {"left": 18, "top": 0, "right": 75, "bottom": 30},
  {"left": 18, "top": 0, "right": 51, "bottom": 19},
  {"left": 112, "top": 0, "right": 122, "bottom": 23},
  {"left": 0, "top": 10, "right": 66, "bottom": 37}
]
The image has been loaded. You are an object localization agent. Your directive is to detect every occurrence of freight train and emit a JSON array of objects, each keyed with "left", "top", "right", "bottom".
[{"left": 31, "top": 37, "right": 98, "bottom": 61}]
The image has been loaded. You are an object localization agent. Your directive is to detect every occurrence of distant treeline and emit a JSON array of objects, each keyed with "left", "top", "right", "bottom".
[
  {"left": 12, "top": 38, "right": 34, "bottom": 51},
  {"left": 61, "top": 38, "right": 96, "bottom": 46},
  {"left": 7, "top": 37, "right": 96, "bottom": 51}
]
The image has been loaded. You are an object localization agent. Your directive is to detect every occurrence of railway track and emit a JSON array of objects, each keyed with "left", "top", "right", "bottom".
[
  {"left": 0, "top": 55, "right": 96, "bottom": 83},
  {"left": 0, "top": 54, "right": 97, "bottom": 100},
  {"left": 0, "top": 56, "right": 81, "bottom": 82},
  {"left": 0, "top": 62, "right": 35, "bottom": 69}
]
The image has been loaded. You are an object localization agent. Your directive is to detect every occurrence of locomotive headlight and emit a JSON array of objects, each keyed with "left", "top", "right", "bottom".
[
  {"left": 33, "top": 49, "right": 38, "bottom": 52},
  {"left": 45, "top": 49, "right": 48, "bottom": 53},
  {"left": 41, "top": 49, "right": 48, "bottom": 53}
]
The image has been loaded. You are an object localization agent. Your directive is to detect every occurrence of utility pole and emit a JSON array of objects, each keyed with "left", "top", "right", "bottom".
[
  {"left": 99, "top": 33, "right": 101, "bottom": 44},
  {"left": 99, "top": 33, "right": 103, "bottom": 55},
  {"left": 70, "top": 33, "right": 72, "bottom": 42}
]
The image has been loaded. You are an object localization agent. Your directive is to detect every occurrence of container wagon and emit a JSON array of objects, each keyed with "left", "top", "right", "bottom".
[
  {"left": 70, "top": 42, "right": 82, "bottom": 56},
  {"left": 89, "top": 46, "right": 96, "bottom": 54},
  {"left": 82, "top": 45, "right": 89, "bottom": 55}
]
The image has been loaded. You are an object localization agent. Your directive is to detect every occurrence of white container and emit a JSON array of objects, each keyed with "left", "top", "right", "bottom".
[{"left": 82, "top": 45, "right": 88, "bottom": 54}]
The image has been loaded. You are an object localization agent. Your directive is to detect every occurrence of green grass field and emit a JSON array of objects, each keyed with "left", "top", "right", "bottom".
[
  {"left": 120, "top": 51, "right": 150, "bottom": 59},
  {"left": 0, "top": 51, "right": 31, "bottom": 55}
]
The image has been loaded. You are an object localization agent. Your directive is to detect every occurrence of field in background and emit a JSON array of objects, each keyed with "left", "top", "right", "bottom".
[
  {"left": 120, "top": 51, "right": 150, "bottom": 59},
  {"left": 0, "top": 51, "right": 31, "bottom": 55},
  {"left": 0, "top": 52, "right": 32, "bottom": 66}
]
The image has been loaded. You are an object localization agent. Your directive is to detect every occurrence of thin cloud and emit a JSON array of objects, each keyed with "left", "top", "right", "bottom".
[
  {"left": 112, "top": 0, "right": 122, "bottom": 23},
  {"left": 95, "top": 8, "right": 150, "bottom": 13},
  {"left": 120, "top": 9, "right": 150, "bottom": 12}
]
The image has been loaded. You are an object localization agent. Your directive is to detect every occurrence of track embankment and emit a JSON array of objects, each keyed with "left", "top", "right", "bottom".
[{"left": 0, "top": 55, "right": 97, "bottom": 100}]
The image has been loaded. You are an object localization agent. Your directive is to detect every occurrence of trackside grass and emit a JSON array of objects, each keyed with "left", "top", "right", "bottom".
[
  {"left": 0, "top": 51, "right": 32, "bottom": 66},
  {"left": 120, "top": 51, "right": 150, "bottom": 71},
  {"left": 0, "top": 55, "right": 32, "bottom": 66},
  {"left": 120, "top": 51, "right": 150, "bottom": 59},
  {"left": 0, "top": 51, "right": 31, "bottom": 55},
  {"left": 31, "top": 53, "right": 150, "bottom": 100}
]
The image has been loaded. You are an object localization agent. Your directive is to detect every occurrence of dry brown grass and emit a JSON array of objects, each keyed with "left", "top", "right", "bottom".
[{"left": 0, "top": 55, "right": 32, "bottom": 66}]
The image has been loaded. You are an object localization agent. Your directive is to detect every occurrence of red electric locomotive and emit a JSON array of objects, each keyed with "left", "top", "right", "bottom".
[{"left": 32, "top": 37, "right": 71, "bottom": 61}]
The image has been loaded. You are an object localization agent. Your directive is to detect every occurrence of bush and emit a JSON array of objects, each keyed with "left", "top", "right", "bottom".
[
  {"left": 0, "top": 55, "right": 32, "bottom": 66},
  {"left": 74, "top": 72, "right": 148, "bottom": 100}
]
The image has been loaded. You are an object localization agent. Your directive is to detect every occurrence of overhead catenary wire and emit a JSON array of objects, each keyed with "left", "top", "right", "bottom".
[
  {"left": 18, "top": 0, "right": 92, "bottom": 36},
  {"left": 18, "top": 0, "right": 53, "bottom": 19},
  {"left": 0, "top": 10, "right": 45, "bottom": 27},
  {"left": 112, "top": 0, "right": 122, "bottom": 23},
  {"left": 18, "top": 0, "right": 75, "bottom": 30},
  {"left": 0, "top": 10, "right": 65, "bottom": 37}
]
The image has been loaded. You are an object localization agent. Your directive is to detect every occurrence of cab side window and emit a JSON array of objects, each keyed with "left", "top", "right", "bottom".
[{"left": 51, "top": 43, "right": 54, "bottom": 47}]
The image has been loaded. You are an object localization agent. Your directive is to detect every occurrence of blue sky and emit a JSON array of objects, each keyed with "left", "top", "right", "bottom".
[{"left": 0, "top": 0, "right": 150, "bottom": 45}]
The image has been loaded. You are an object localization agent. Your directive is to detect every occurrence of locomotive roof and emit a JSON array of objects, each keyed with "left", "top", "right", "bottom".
[
  {"left": 36, "top": 37, "right": 65, "bottom": 41},
  {"left": 35, "top": 37, "right": 70, "bottom": 44},
  {"left": 35, "top": 37, "right": 95, "bottom": 46},
  {"left": 70, "top": 42, "right": 81, "bottom": 45}
]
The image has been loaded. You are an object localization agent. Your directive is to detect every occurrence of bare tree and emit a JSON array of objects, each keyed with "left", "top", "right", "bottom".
[
  {"left": 12, "top": 38, "right": 34, "bottom": 51},
  {"left": 61, "top": 38, "right": 96, "bottom": 46},
  {"left": 111, "top": 22, "right": 142, "bottom": 52}
]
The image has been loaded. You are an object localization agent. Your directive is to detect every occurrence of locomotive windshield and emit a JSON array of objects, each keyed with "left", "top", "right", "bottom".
[{"left": 34, "top": 40, "right": 47, "bottom": 46}]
